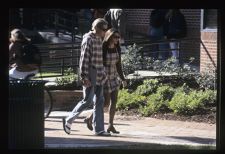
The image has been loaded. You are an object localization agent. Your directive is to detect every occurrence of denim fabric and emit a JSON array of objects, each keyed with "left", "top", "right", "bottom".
[
  {"left": 169, "top": 41, "right": 179, "bottom": 59},
  {"left": 66, "top": 67, "right": 105, "bottom": 134}
]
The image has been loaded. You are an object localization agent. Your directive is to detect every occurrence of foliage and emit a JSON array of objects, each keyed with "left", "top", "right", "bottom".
[
  {"left": 121, "top": 44, "right": 143, "bottom": 76},
  {"left": 194, "top": 69, "right": 217, "bottom": 90},
  {"left": 55, "top": 67, "right": 78, "bottom": 86},
  {"left": 168, "top": 85, "right": 216, "bottom": 115},
  {"left": 135, "top": 79, "right": 161, "bottom": 96},
  {"left": 126, "top": 78, "right": 144, "bottom": 92},
  {"left": 117, "top": 89, "right": 146, "bottom": 110},
  {"left": 139, "top": 85, "right": 175, "bottom": 116},
  {"left": 153, "top": 57, "right": 197, "bottom": 78},
  {"left": 117, "top": 77, "right": 216, "bottom": 117}
]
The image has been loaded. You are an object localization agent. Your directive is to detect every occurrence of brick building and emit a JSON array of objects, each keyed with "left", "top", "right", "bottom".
[
  {"left": 123, "top": 9, "right": 218, "bottom": 73},
  {"left": 9, "top": 9, "right": 218, "bottom": 73},
  {"left": 200, "top": 9, "right": 217, "bottom": 73}
]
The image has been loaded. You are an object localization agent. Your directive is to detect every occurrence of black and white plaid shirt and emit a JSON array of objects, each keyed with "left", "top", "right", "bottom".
[{"left": 79, "top": 31, "right": 106, "bottom": 85}]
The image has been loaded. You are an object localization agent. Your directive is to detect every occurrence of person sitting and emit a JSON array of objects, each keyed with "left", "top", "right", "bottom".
[{"left": 9, "top": 28, "right": 40, "bottom": 80}]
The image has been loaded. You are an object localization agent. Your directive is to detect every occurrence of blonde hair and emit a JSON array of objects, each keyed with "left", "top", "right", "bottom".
[{"left": 91, "top": 18, "right": 108, "bottom": 30}]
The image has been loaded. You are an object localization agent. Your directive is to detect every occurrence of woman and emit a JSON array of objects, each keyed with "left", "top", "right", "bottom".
[
  {"left": 84, "top": 28, "right": 127, "bottom": 134},
  {"left": 9, "top": 28, "right": 39, "bottom": 80}
]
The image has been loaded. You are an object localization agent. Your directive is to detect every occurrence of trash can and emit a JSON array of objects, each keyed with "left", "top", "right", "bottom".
[{"left": 9, "top": 80, "right": 47, "bottom": 149}]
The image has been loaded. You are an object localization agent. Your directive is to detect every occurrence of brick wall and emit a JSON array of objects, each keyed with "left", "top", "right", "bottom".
[
  {"left": 124, "top": 9, "right": 202, "bottom": 64},
  {"left": 200, "top": 31, "right": 217, "bottom": 73}
]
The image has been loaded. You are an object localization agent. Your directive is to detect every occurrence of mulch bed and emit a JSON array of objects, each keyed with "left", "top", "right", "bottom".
[{"left": 116, "top": 109, "right": 216, "bottom": 124}]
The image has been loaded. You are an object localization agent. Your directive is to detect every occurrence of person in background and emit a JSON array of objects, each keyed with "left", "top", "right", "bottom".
[
  {"left": 164, "top": 9, "right": 187, "bottom": 64},
  {"left": 148, "top": 9, "right": 169, "bottom": 60},
  {"left": 104, "top": 9, "right": 127, "bottom": 44},
  {"left": 9, "top": 28, "right": 39, "bottom": 80},
  {"left": 84, "top": 28, "right": 127, "bottom": 134},
  {"left": 91, "top": 9, "right": 108, "bottom": 20},
  {"left": 62, "top": 18, "right": 111, "bottom": 136}
]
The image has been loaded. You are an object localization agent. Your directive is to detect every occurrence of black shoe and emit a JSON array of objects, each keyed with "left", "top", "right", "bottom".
[
  {"left": 63, "top": 118, "right": 71, "bottom": 135},
  {"left": 107, "top": 126, "right": 120, "bottom": 134},
  {"left": 84, "top": 118, "right": 93, "bottom": 131}
]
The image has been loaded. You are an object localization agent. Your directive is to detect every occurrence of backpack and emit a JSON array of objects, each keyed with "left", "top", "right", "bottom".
[
  {"left": 20, "top": 43, "right": 42, "bottom": 66},
  {"left": 104, "top": 10, "right": 112, "bottom": 29}
]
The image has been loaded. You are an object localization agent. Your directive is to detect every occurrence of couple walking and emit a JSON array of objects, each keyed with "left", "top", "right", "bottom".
[{"left": 63, "top": 18, "right": 127, "bottom": 136}]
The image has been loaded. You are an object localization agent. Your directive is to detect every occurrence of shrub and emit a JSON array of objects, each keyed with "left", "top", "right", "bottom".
[
  {"left": 135, "top": 79, "right": 161, "bottom": 96},
  {"left": 139, "top": 85, "right": 175, "bottom": 116},
  {"left": 194, "top": 71, "right": 217, "bottom": 90},
  {"left": 121, "top": 44, "right": 143, "bottom": 76},
  {"left": 117, "top": 89, "right": 146, "bottom": 110},
  {"left": 168, "top": 87, "right": 217, "bottom": 115},
  {"left": 55, "top": 67, "right": 78, "bottom": 86}
]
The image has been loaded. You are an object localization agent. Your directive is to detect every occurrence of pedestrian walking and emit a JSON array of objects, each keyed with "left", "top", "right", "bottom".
[
  {"left": 84, "top": 28, "right": 127, "bottom": 134},
  {"left": 62, "top": 18, "right": 111, "bottom": 136}
]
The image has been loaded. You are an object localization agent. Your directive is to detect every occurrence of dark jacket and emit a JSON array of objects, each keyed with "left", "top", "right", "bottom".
[
  {"left": 150, "top": 9, "right": 168, "bottom": 28},
  {"left": 164, "top": 11, "right": 187, "bottom": 39}
]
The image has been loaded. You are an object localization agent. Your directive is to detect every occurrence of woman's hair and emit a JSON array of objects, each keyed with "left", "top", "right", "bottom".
[
  {"left": 102, "top": 28, "right": 121, "bottom": 66},
  {"left": 103, "top": 28, "right": 120, "bottom": 43}
]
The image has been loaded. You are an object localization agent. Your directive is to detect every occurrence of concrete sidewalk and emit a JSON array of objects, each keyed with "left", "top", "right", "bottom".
[{"left": 44, "top": 110, "right": 216, "bottom": 149}]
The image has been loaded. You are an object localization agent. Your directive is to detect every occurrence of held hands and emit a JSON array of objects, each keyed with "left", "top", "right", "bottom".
[{"left": 82, "top": 79, "right": 91, "bottom": 87}]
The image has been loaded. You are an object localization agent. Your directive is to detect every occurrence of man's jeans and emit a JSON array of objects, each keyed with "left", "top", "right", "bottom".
[{"left": 66, "top": 79, "right": 105, "bottom": 134}]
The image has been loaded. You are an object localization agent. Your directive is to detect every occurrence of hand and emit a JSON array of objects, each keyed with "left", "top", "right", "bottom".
[
  {"left": 122, "top": 80, "right": 127, "bottom": 88},
  {"left": 82, "top": 79, "right": 91, "bottom": 87}
]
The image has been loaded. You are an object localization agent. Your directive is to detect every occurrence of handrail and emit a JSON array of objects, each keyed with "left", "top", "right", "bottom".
[{"left": 35, "top": 36, "right": 215, "bottom": 77}]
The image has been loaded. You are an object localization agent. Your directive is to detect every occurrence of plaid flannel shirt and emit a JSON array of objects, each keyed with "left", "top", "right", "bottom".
[{"left": 79, "top": 31, "right": 106, "bottom": 85}]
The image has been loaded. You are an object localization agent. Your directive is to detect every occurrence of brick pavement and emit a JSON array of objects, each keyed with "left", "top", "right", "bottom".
[{"left": 44, "top": 110, "right": 216, "bottom": 149}]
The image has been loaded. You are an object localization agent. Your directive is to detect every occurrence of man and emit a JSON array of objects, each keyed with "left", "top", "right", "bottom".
[{"left": 62, "top": 18, "right": 111, "bottom": 136}]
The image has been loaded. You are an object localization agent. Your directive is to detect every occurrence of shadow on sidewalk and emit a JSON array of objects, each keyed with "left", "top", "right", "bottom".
[{"left": 45, "top": 136, "right": 215, "bottom": 150}]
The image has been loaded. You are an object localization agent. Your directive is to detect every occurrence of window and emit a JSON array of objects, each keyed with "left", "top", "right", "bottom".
[{"left": 201, "top": 9, "right": 217, "bottom": 30}]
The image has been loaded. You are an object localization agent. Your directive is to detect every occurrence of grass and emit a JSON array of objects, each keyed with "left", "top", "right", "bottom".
[{"left": 36, "top": 72, "right": 62, "bottom": 78}]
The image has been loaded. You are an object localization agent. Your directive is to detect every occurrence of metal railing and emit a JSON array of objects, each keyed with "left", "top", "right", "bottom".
[
  {"left": 35, "top": 37, "right": 216, "bottom": 79},
  {"left": 35, "top": 42, "right": 81, "bottom": 78}
]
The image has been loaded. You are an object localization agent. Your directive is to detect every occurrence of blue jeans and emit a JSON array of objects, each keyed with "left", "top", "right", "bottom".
[
  {"left": 66, "top": 67, "right": 105, "bottom": 134},
  {"left": 169, "top": 41, "right": 179, "bottom": 59}
]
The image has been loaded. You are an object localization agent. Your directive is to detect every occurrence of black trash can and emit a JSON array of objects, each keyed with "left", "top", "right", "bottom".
[{"left": 9, "top": 80, "right": 47, "bottom": 149}]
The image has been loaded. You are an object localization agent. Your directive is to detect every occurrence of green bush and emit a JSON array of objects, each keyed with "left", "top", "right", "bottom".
[
  {"left": 135, "top": 79, "right": 160, "bottom": 96},
  {"left": 168, "top": 87, "right": 216, "bottom": 115},
  {"left": 117, "top": 89, "right": 146, "bottom": 110},
  {"left": 139, "top": 85, "right": 175, "bottom": 116},
  {"left": 55, "top": 67, "right": 78, "bottom": 86},
  {"left": 121, "top": 44, "right": 143, "bottom": 76}
]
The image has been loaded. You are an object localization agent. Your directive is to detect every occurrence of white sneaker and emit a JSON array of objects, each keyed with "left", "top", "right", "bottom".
[
  {"left": 63, "top": 118, "right": 71, "bottom": 134},
  {"left": 95, "top": 131, "right": 111, "bottom": 136}
]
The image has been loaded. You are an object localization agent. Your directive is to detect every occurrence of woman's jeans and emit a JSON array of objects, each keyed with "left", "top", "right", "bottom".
[{"left": 66, "top": 67, "right": 105, "bottom": 134}]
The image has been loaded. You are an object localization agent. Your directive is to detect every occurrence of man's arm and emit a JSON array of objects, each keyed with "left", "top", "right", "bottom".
[{"left": 79, "top": 38, "right": 92, "bottom": 87}]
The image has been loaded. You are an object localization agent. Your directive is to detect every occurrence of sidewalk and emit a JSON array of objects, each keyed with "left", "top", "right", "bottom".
[{"left": 44, "top": 110, "right": 216, "bottom": 149}]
